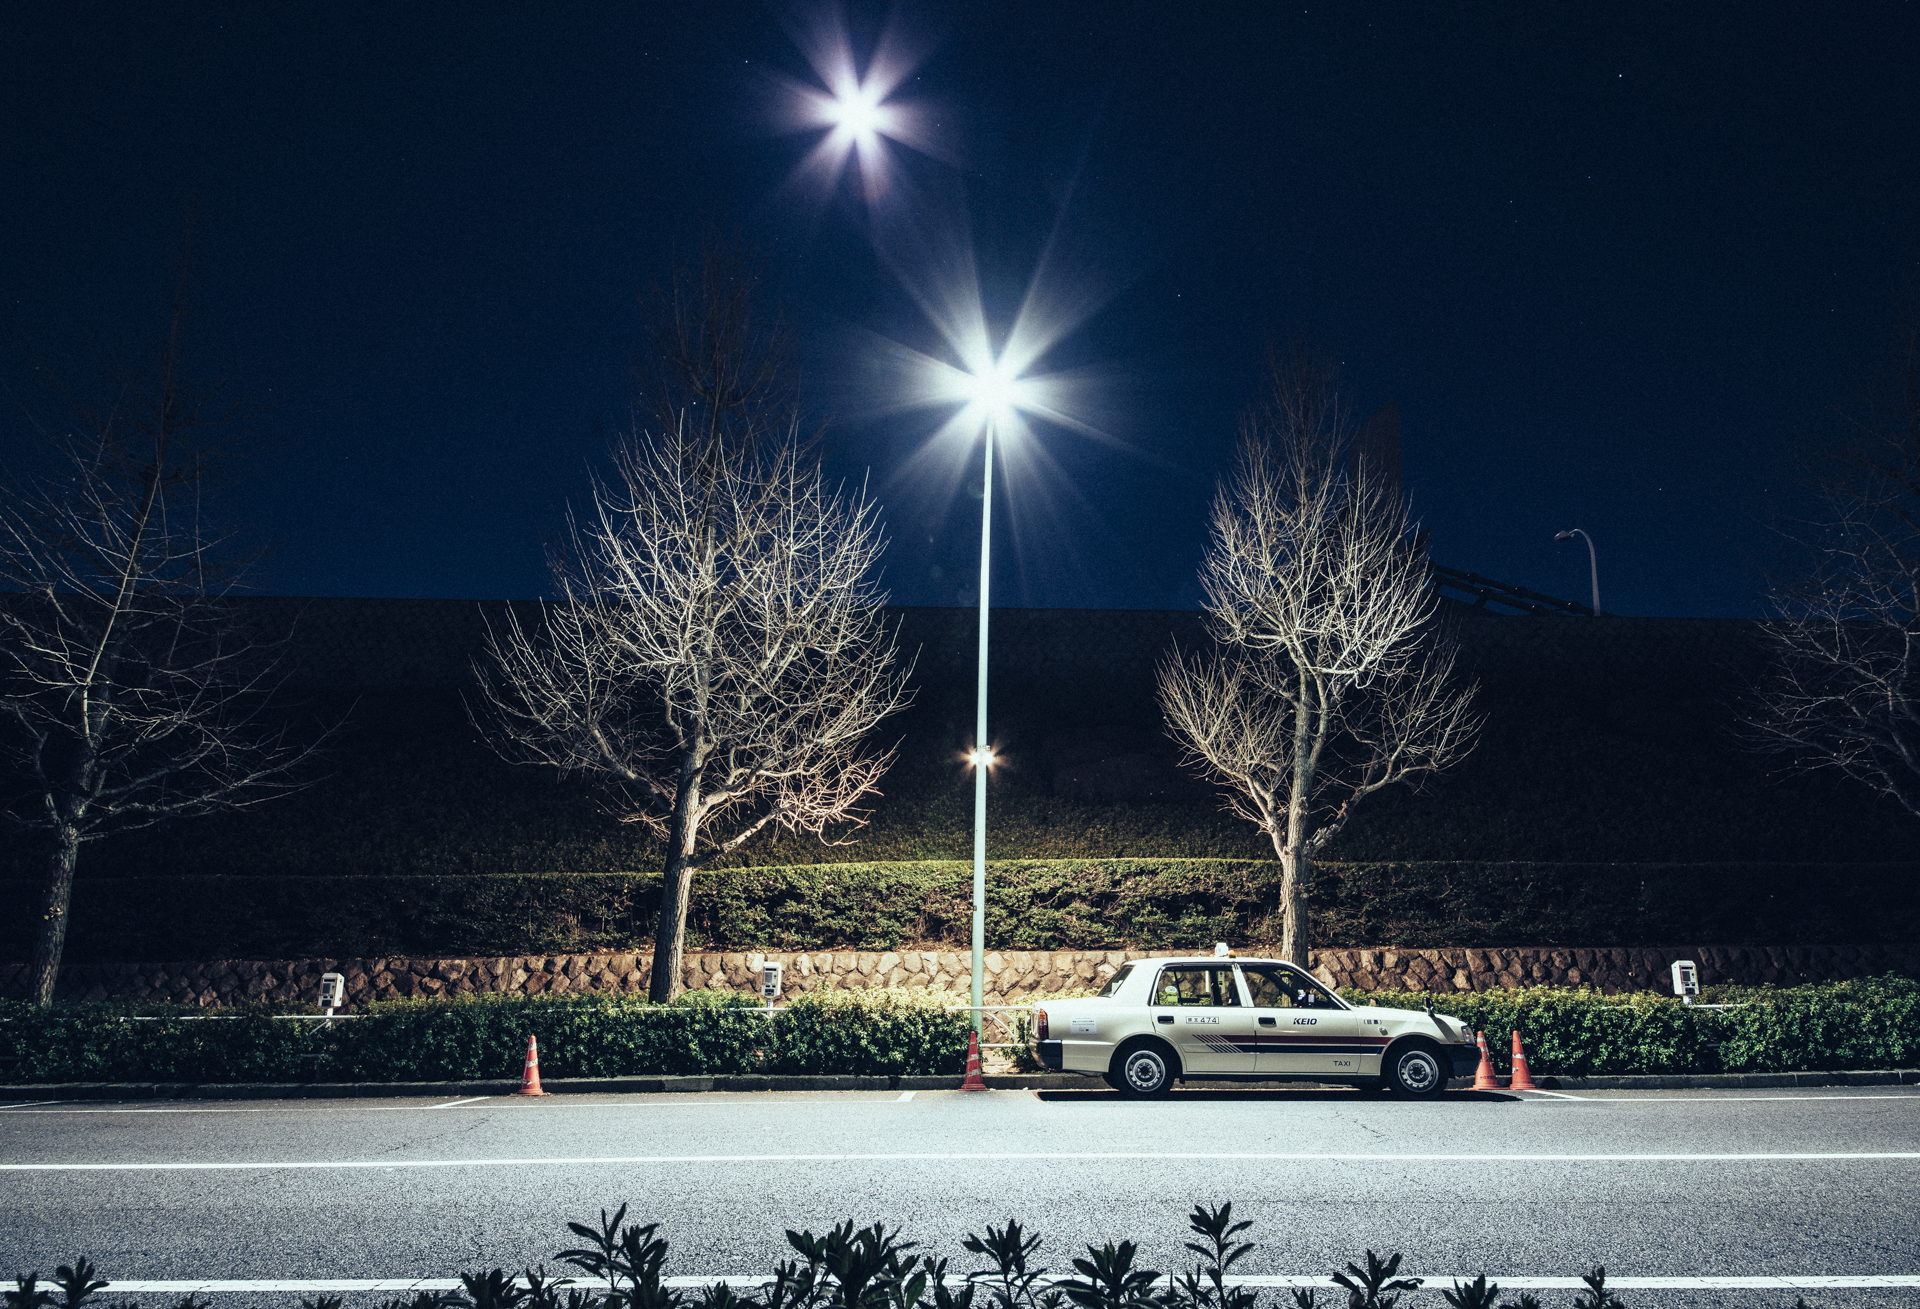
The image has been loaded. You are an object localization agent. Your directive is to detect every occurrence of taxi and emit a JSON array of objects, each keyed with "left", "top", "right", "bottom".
[{"left": 1029, "top": 950, "right": 1482, "bottom": 1097}]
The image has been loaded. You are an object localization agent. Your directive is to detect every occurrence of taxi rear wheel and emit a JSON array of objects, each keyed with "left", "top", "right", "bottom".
[
  {"left": 1111, "top": 1039, "right": 1178, "bottom": 1097},
  {"left": 1385, "top": 1040, "right": 1447, "bottom": 1097}
]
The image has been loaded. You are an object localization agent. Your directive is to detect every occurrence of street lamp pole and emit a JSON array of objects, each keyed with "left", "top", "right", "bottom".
[
  {"left": 1554, "top": 528, "right": 1601, "bottom": 615},
  {"left": 970, "top": 419, "right": 995, "bottom": 1035}
]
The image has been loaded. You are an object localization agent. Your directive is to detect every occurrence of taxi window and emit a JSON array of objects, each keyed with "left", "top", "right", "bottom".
[
  {"left": 1153, "top": 966, "right": 1241, "bottom": 1007},
  {"left": 1244, "top": 966, "right": 1337, "bottom": 1009},
  {"left": 1097, "top": 963, "right": 1135, "bottom": 998},
  {"left": 1239, "top": 967, "right": 1296, "bottom": 1008}
]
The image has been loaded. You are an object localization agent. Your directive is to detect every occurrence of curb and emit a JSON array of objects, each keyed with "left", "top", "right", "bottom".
[
  {"left": 0, "top": 1069, "right": 1913, "bottom": 1102},
  {"left": 1537, "top": 1068, "right": 1920, "bottom": 1091},
  {"left": 0, "top": 1073, "right": 1094, "bottom": 1101}
]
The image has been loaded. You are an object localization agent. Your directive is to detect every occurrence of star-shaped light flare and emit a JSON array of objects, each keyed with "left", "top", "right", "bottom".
[
  {"left": 774, "top": 9, "right": 938, "bottom": 206},
  {"left": 886, "top": 260, "right": 1106, "bottom": 458}
]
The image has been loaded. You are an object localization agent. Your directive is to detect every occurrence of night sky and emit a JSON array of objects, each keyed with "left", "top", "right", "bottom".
[{"left": 5, "top": 3, "right": 1917, "bottom": 618}]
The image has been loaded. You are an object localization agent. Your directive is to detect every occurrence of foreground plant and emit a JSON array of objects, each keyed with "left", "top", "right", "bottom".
[
  {"left": 960, "top": 1219, "right": 1055, "bottom": 1309},
  {"left": 1168, "top": 1203, "right": 1257, "bottom": 1309},
  {"left": 1330, "top": 1251, "right": 1422, "bottom": 1309},
  {"left": 29, "top": 1203, "right": 1832, "bottom": 1309}
]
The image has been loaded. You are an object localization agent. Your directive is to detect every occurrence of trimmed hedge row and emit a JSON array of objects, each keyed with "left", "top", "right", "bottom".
[
  {"left": 0, "top": 988, "right": 975, "bottom": 1084},
  {"left": 1351, "top": 975, "right": 1920, "bottom": 1077},
  {"left": 4, "top": 978, "right": 1915, "bottom": 1085},
  {"left": 5, "top": 858, "right": 1918, "bottom": 962}
]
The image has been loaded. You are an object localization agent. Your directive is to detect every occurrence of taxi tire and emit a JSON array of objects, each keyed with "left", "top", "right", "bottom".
[
  {"left": 1111, "top": 1038, "right": 1179, "bottom": 1098},
  {"left": 1384, "top": 1039, "right": 1447, "bottom": 1098}
]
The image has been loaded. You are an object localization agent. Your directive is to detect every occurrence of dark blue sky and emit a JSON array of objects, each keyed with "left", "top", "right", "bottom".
[{"left": 5, "top": 3, "right": 1916, "bottom": 617}]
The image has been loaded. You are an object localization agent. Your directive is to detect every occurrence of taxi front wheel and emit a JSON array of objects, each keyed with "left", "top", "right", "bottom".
[
  {"left": 1111, "top": 1039, "right": 1178, "bottom": 1097},
  {"left": 1385, "top": 1040, "right": 1447, "bottom": 1097}
]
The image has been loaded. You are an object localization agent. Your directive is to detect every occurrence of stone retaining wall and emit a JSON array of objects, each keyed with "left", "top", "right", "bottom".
[{"left": 6, "top": 942, "right": 1914, "bottom": 1007}]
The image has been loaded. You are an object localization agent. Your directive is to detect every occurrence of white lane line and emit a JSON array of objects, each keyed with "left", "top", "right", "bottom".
[
  {"left": 1518, "top": 1089, "right": 1589, "bottom": 1100},
  {"left": 82, "top": 1276, "right": 1920, "bottom": 1292},
  {"left": 95, "top": 1283, "right": 468, "bottom": 1294},
  {"left": 0, "top": 1100, "right": 64, "bottom": 1110},
  {"left": 897, "top": 1090, "right": 916, "bottom": 1102},
  {"left": 7, "top": 1149, "right": 1920, "bottom": 1172},
  {"left": 434, "top": 1097, "right": 491, "bottom": 1109}
]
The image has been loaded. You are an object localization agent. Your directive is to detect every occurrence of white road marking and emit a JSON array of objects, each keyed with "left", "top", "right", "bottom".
[
  {"left": 1518, "top": 1089, "right": 1589, "bottom": 1100},
  {"left": 897, "top": 1090, "right": 916, "bottom": 1101},
  {"left": 7, "top": 1149, "right": 1920, "bottom": 1172},
  {"left": 81, "top": 1275, "right": 1920, "bottom": 1292},
  {"left": 0, "top": 1100, "right": 64, "bottom": 1110},
  {"left": 434, "top": 1097, "right": 490, "bottom": 1109}
]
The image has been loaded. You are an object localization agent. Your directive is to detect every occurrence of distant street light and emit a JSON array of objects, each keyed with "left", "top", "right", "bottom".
[{"left": 1554, "top": 529, "right": 1602, "bottom": 615}]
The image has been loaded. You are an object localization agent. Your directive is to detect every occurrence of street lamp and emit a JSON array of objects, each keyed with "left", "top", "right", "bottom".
[
  {"left": 955, "top": 357, "right": 1034, "bottom": 1033},
  {"left": 1554, "top": 528, "right": 1602, "bottom": 615},
  {"left": 870, "top": 260, "right": 1092, "bottom": 1034}
]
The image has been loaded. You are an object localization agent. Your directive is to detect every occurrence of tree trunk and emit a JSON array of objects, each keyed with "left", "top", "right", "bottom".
[
  {"left": 648, "top": 763, "right": 704, "bottom": 1004},
  {"left": 1277, "top": 846, "right": 1310, "bottom": 968},
  {"left": 30, "top": 824, "right": 82, "bottom": 1007}
]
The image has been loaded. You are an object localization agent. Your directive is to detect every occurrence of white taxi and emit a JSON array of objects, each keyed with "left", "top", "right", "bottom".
[{"left": 1030, "top": 952, "right": 1482, "bottom": 1097}]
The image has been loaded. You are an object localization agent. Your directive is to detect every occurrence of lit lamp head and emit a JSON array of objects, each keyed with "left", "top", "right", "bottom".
[
  {"left": 956, "top": 356, "right": 1034, "bottom": 434},
  {"left": 824, "top": 80, "right": 896, "bottom": 151},
  {"left": 967, "top": 747, "right": 997, "bottom": 769}
]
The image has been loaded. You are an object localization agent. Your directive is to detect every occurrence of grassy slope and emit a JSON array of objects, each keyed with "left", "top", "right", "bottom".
[{"left": 13, "top": 659, "right": 1913, "bottom": 885}]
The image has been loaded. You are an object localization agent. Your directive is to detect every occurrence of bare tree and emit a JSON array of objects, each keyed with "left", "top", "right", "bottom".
[
  {"left": 0, "top": 300, "right": 318, "bottom": 1006},
  {"left": 475, "top": 250, "right": 910, "bottom": 1002},
  {"left": 1158, "top": 347, "right": 1480, "bottom": 966},
  {"left": 1751, "top": 322, "right": 1920, "bottom": 816}
]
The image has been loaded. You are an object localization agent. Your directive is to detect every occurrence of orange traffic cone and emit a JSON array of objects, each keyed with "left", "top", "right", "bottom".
[
  {"left": 514, "top": 1033, "right": 550, "bottom": 1097},
  {"left": 960, "top": 1029, "right": 989, "bottom": 1091},
  {"left": 1471, "top": 1030, "right": 1503, "bottom": 1090},
  {"left": 1508, "top": 1030, "right": 1539, "bottom": 1091}
]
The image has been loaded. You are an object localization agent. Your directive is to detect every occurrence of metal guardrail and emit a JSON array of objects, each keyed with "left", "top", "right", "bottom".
[
  {"left": 1430, "top": 562, "right": 1594, "bottom": 617},
  {"left": 112, "top": 1014, "right": 361, "bottom": 1022},
  {"left": 948, "top": 1004, "right": 1036, "bottom": 1050}
]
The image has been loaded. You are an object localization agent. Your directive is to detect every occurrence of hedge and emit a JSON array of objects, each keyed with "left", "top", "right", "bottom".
[
  {"left": 1349, "top": 975, "right": 1920, "bottom": 1077},
  {"left": 4, "top": 859, "right": 1917, "bottom": 963},
  {"left": 0, "top": 987, "right": 976, "bottom": 1084},
  {"left": 4, "top": 978, "right": 1914, "bottom": 1085}
]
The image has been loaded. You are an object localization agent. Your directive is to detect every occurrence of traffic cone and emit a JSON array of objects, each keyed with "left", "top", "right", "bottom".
[
  {"left": 514, "top": 1033, "right": 550, "bottom": 1097},
  {"left": 960, "top": 1029, "right": 989, "bottom": 1091},
  {"left": 1472, "top": 1030, "right": 1503, "bottom": 1090},
  {"left": 1509, "top": 1030, "right": 1539, "bottom": 1091}
]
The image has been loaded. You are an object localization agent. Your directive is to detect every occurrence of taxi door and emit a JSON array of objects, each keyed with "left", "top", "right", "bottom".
[
  {"left": 1150, "top": 964, "right": 1260, "bottom": 1075},
  {"left": 1240, "top": 965, "right": 1366, "bottom": 1077}
]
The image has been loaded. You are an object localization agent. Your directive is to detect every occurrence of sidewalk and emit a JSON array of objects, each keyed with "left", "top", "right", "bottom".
[{"left": 1, "top": 1068, "right": 1914, "bottom": 1101}]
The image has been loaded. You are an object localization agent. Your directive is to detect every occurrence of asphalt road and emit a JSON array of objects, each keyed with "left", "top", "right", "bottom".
[{"left": 4, "top": 1085, "right": 1919, "bottom": 1308}]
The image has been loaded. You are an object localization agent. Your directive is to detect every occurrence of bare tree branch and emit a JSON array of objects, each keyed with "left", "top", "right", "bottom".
[
  {"left": 0, "top": 295, "right": 324, "bottom": 1006},
  {"left": 1158, "top": 342, "right": 1481, "bottom": 966},
  {"left": 1751, "top": 320, "right": 1920, "bottom": 817},
  {"left": 474, "top": 247, "right": 910, "bottom": 1001}
]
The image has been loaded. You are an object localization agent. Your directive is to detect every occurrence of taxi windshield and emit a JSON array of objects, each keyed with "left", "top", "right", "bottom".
[{"left": 1096, "top": 963, "right": 1134, "bottom": 998}]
